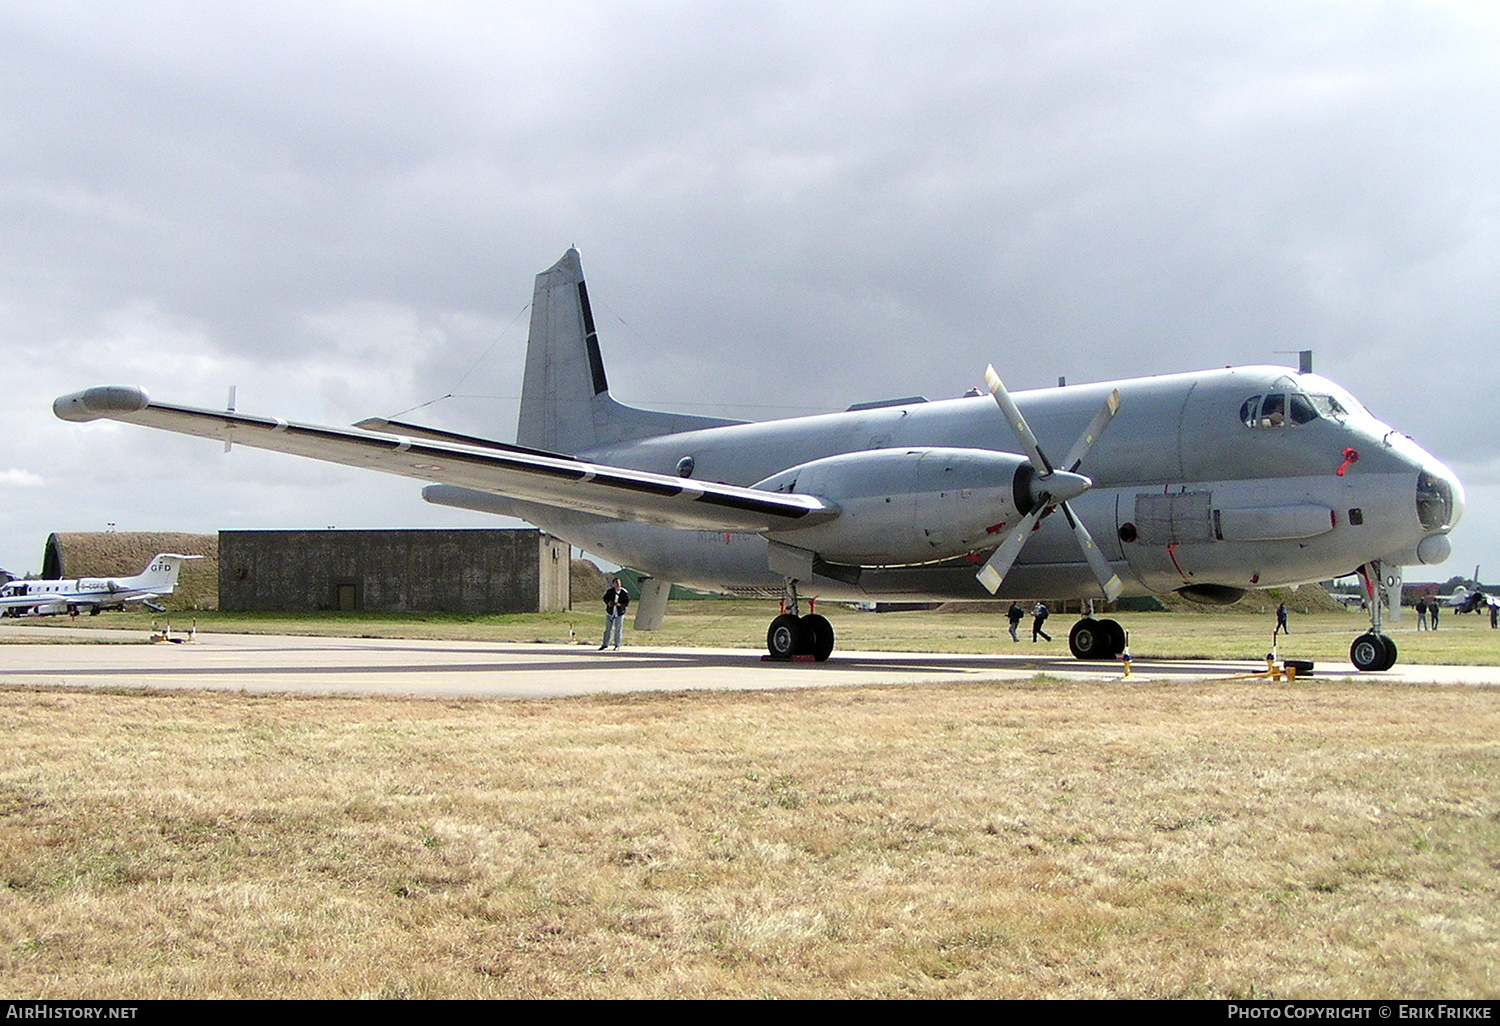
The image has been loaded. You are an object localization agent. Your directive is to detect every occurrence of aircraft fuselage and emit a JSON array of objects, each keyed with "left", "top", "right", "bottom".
[{"left": 525, "top": 364, "right": 1460, "bottom": 601}]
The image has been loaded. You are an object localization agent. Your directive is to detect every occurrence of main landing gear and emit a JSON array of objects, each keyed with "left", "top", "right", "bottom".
[
  {"left": 1350, "top": 559, "right": 1400, "bottom": 672},
  {"left": 766, "top": 580, "right": 835, "bottom": 662},
  {"left": 1068, "top": 617, "right": 1126, "bottom": 660}
]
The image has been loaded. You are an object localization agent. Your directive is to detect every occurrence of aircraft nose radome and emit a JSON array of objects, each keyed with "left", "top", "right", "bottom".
[{"left": 54, "top": 385, "right": 149, "bottom": 422}]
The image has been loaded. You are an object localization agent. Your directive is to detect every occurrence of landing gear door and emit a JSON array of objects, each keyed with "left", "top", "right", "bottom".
[
  {"left": 1380, "top": 563, "right": 1403, "bottom": 625},
  {"left": 1359, "top": 560, "right": 1403, "bottom": 630}
]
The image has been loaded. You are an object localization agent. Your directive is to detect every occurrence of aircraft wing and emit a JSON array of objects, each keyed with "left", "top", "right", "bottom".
[{"left": 55, "top": 386, "right": 839, "bottom": 533}]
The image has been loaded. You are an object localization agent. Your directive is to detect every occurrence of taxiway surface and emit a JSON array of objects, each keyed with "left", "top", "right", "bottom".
[{"left": 2, "top": 627, "right": 1498, "bottom": 697}]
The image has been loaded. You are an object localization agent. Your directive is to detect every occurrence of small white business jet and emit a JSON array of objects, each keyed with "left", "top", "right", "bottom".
[
  {"left": 0, "top": 553, "right": 199, "bottom": 616},
  {"left": 54, "top": 250, "right": 1462, "bottom": 669}
]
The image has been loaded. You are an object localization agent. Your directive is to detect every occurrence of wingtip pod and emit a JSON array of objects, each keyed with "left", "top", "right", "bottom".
[{"left": 54, "top": 386, "right": 149, "bottom": 422}]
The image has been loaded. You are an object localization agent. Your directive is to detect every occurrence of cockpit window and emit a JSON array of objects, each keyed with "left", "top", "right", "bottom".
[
  {"left": 1308, "top": 394, "right": 1348, "bottom": 420},
  {"left": 1261, "top": 393, "right": 1286, "bottom": 427},
  {"left": 1241, "top": 391, "right": 1340, "bottom": 428},
  {"left": 1240, "top": 396, "right": 1261, "bottom": 428},
  {"left": 1288, "top": 393, "right": 1318, "bottom": 425}
]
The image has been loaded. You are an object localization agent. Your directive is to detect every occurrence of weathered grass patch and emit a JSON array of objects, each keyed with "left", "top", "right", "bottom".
[{"left": 1, "top": 679, "right": 1497, "bottom": 997}]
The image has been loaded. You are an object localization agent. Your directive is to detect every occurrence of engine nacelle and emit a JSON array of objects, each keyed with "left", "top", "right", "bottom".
[{"left": 756, "top": 447, "right": 1033, "bottom": 566}]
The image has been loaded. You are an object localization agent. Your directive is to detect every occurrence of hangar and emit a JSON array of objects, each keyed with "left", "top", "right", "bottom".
[
  {"left": 42, "top": 531, "right": 219, "bottom": 610},
  {"left": 218, "top": 528, "right": 570, "bottom": 614}
]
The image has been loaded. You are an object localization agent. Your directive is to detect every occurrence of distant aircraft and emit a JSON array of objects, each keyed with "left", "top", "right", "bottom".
[
  {"left": 1426, "top": 566, "right": 1494, "bottom": 613},
  {"left": 1438, "top": 586, "right": 1498, "bottom": 614},
  {"left": 55, "top": 249, "right": 1464, "bottom": 670},
  {"left": 0, "top": 553, "right": 199, "bottom": 617}
]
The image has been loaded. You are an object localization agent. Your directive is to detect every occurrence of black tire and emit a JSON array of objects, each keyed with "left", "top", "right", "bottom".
[
  {"left": 1069, "top": 618, "right": 1105, "bottom": 659},
  {"left": 1099, "top": 618, "right": 1126, "bottom": 658},
  {"left": 767, "top": 614, "right": 806, "bottom": 660},
  {"left": 802, "top": 614, "right": 835, "bottom": 662},
  {"left": 1350, "top": 633, "right": 1387, "bottom": 672},
  {"left": 1378, "top": 634, "right": 1398, "bottom": 671}
]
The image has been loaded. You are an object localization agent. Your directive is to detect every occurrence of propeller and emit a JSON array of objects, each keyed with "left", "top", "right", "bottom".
[{"left": 976, "top": 366, "right": 1124, "bottom": 601}]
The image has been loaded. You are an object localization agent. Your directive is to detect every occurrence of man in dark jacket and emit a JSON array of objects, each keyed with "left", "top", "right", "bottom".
[
  {"left": 600, "top": 578, "right": 630, "bottom": 650},
  {"left": 1031, "top": 602, "right": 1051, "bottom": 642},
  {"left": 1007, "top": 602, "right": 1024, "bottom": 642}
]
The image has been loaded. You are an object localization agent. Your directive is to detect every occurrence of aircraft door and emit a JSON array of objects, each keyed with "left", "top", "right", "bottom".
[{"left": 1117, "top": 489, "right": 1215, "bottom": 591}]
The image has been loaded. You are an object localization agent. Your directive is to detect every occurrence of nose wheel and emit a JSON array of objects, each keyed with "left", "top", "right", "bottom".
[{"left": 1351, "top": 632, "right": 1397, "bottom": 672}]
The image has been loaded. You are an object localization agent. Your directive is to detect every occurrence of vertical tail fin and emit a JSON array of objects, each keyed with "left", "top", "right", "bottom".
[
  {"left": 516, "top": 249, "right": 609, "bottom": 453},
  {"left": 515, "top": 249, "right": 743, "bottom": 454},
  {"left": 134, "top": 554, "right": 195, "bottom": 591}
]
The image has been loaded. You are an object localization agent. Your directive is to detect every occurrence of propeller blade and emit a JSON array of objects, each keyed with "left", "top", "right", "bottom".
[
  {"left": 1061, "top": 501, "right": 1124, "bottom": 602},
  {"left": 976, "top": 509, "right": 1041, "bottom": 594},
  {"left": 984, "top": 365, "right": 1053, "bottom": 475},
  {"left": 979, "top": 366, "right": 1125, "bottom": 600},
  {"left": 1058, "top": 389, "right": 1122, "bottom": 473}
]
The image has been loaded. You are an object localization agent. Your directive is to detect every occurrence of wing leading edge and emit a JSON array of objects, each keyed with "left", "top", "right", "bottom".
[{"left": 54, "top": 386, "right": 838, "bottom": 533}]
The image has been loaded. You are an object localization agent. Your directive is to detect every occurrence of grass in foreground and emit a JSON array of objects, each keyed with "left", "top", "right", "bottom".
[{"left": 1, "top": 679, "right": 1497, "bottom": 998}]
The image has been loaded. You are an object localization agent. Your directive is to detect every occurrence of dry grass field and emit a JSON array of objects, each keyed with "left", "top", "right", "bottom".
[{"left": 2, "top": 676, "right": 1498, "bottom": 998}]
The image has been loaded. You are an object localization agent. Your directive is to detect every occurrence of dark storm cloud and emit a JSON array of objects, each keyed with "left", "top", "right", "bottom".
[{"left": 0, "top": 1, "right": 1494, "bottom": 574}]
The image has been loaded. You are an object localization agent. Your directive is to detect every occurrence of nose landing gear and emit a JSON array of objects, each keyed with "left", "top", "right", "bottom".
[{"left": 1351, "top": 559, "right": 1401, "bottom": 671}]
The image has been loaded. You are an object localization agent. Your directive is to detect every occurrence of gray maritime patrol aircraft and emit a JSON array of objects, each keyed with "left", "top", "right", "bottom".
[{"left": 54, "top": 250, "right": 1463, "bottom": 670}]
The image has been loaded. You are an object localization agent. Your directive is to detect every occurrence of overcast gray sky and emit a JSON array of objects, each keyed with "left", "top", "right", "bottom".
[{"left": 2, "top": 1, "right": 1495, "bottom": 583}]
